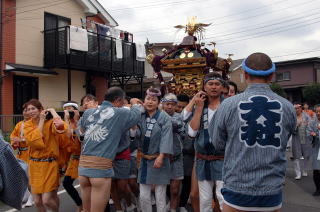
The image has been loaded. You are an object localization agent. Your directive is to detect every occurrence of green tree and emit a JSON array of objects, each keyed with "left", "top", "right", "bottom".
[
  {"left": 269, "top": 83, "right": 287, "bottom": 98},
  {"left": 303, "top": 83, "right": 320, "bottom": 106}
]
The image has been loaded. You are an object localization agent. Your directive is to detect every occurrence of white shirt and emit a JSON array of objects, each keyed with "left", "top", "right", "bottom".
[{"left": 183, "top": 108, "right": 216, "bottom": 137}]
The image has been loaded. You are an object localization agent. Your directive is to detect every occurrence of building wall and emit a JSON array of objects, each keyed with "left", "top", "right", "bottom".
[
  {"left": 39, "top": 69, "right": 86, "bottom": 109},
  {"left": 15, "top": 0, "right": 86, "bottom": 67},
  {"left": 14, "top": 0, "right": 108, "bottom": 110},
  {"left": 71, "top": 71, "right": 87, "bottom": 105},
  {"left": 91, "top": 75, "right": 107, "bottom": 104},
  {"left": 229, "top": 68, "right": 248, "bottom": 92},
  {"left": 1, "top": 0, "right": 16, "bottom": 114},
  {"left": 273, "top": 63, "right": 315, "bottom": 87}
]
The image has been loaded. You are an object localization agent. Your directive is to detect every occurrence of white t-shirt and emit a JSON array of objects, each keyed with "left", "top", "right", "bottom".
[{"left": 183, "top": 108, "right": 216, "bottom": 137}]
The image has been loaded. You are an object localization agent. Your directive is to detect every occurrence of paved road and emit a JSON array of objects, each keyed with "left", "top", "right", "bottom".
[
  {"left": 282, "top": 163, "right": 320, "bottom": 212},
  {"left": 1, "top": 160, "right": 320, "bottom": 212}
]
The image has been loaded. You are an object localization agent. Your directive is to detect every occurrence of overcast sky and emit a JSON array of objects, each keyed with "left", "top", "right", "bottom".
[{"left": 99, "top": 0, "right": 320, "bottom": 61}]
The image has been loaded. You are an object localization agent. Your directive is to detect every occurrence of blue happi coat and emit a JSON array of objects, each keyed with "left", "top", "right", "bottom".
[
  {"left": 171, "top": 112, "right": 184, "bottom": 156},
  {"left": 170, "top": 112, "right": 185, "bottom": 179},
  {"left": 137, "top": 110, "right": 173, "bottom": 185},
  {"left": 307, "top": 118, "right": 320, "bottom": 170},
  {"left": 78, "top": 101, "right": 142, "bottom": 178},
  {"left": 185, "top": 105, "right": 224, "bottom": 181},
  {"left": 210, "top": 83, "right": 296, "bottom": 196}
]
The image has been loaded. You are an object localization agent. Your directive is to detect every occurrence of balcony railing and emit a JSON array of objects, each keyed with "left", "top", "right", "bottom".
[{"left": 44, "top": 26, "right": 144, "bottom": 77}]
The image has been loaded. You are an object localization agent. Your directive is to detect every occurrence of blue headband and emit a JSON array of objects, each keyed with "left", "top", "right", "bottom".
[{"left": 242, "top": 59, "right": 276, "bottom": 76}]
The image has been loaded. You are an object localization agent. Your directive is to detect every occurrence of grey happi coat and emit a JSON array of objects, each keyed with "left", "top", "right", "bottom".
[
  {"left": 78, "top": 101, "right": 142, "bottom": 178},
  {"left": 292, "top": 112, "right": 312, "bottom": 159},
  {"left": 307, "top": 118, "right": 320, "bottom": 170},
  {"left": 137, "top": 110, "right": 173, "bottom": 185}
]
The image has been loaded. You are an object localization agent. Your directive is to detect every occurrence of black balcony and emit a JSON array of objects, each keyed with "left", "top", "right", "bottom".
[{"left": 44, "top": 26, "right": 144, "bottom": 78}]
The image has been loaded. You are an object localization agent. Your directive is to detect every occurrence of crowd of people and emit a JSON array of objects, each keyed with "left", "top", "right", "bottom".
[
  {"left": 290, "top": 103, "right": 320, "bottom": 191},
  {"left": 6, "top": 52, "right": 320, "bottom": 212}
]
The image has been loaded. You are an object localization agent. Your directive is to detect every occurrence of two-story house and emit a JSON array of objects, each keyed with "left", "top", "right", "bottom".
[
  {"left": 228, "top": 57, "right": 320, "bottom": 102},
  {"left": 1, "top": 0, "right": 144, "bottom": 114},
  {"left": 273, "top": 57, "right": 320, "bottom": 103}
]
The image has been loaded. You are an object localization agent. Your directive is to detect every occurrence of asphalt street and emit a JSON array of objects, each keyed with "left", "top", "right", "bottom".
[{"left": 1, "top": 159, "right": 320, "bottom": 212}]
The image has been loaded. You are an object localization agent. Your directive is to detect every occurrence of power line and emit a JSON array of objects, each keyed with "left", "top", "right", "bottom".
[
  {"left": 204, "top": 9, "right": 320, "bottom": 39},
  {"left": 148, "top": 17, "right": 320, "bottom": 46},
  {"left": 213, "top": 19, "right": 320, "bottom": 45},
  {"left": 114, "top": 0, "right": 235, "bottom": 26},
  {"left": 3, "top": 0, "right": 67, "bottom": 13},
  {"left": 210, "top": 15, "right": 320, "bottom": 42},
  {"left": 14, "top": 0, "right": 72, "bottom": 15},
  {"left": 200, "top": 0, "right": 290, "bottom": 22},
  {"left": 3, "top": 0, "right": 201, "bottom": 25},
  {"left": 137, "top": 7, "right": 320, "bottom": 41},
  {"left": 108, "top": 0, "right": 205, "bottom": 11},
  {"left": 131, "top": 0, "right": 299, "bottom": 33},
  {"left": 103, "top": 0, "right": 178, "bottom": 10},
  {"left": 1, "top": 0, "right": 75, "bottom": 24},
  {"left": 271, "top": 48, "right": 320, "bottom": 59},
  {"left": 132, "top": 0, "right": 317, "bottom": 34}
]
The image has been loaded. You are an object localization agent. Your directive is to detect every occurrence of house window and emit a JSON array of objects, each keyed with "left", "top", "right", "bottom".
[
  {"left": 44, "top": 13, "right": 71, "bottom": 57},
  {"left": 44, "top": 12, "right": 71, "bottom": 30},
  {"left": 276, "top": 72, "right": 290, "bottom": 81},
  {"left": 283, "top": 72, "right": 290, "bottom": 80},
  {"left": 14, "top": 76, "right": 38, "bottom": 114}
]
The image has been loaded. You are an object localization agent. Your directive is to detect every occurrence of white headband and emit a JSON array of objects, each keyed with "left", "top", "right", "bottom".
[{"left": 63, "top": 102, "right": 79, "bottom": 110}]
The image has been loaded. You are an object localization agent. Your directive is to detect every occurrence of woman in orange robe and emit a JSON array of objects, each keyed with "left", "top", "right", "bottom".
[
  {"left": 23, "top": 99, "right": 67, "bottom": 212},
  {"left": 62, "top": 102, "right": 83, "bottom": 212},
  {"left": 10, "top": 104, "right": 34, "bottom": 207},
  {"left": 10, "top": 104, "right": 30, "bottom": 162},
  {"left": 58, "top": 142, "right": 72, "bottom": 176}
]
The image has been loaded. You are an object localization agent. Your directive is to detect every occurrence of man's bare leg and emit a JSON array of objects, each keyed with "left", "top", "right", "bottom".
[
  {"left": 191, "top": 165, "right": 200, "bottom": 212},
  {"left": 33, "top": 194, "right": 46, "bottom": 212},
  {"left": 170, "top": 179, "right": 181, "bottom": 210},
  {"left": 79, "top": 176, "right": 92, "bottom": 212},
  {"left": 111, "top": 180, "right": 122, "bottom": 210},
  {"left": 117, "top": 179, "right": 133, "bottom": 207},
  {"left": 90, "top": 177, "right": 112, "bottom": 212},
  {"left": 223, "top": 203, "right": 281, "bottom": 212},
  {"left": 42, "top": 190, "right": 59, "bottom": 212},
  {"left": 128, "top": 178, "right": 139, "bottom": 197}
]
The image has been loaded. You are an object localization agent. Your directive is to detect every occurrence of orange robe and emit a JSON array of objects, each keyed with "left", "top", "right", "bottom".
[
  {"left": 24, "top": 119, "right": 68, "bottom": 194},
  {"left": 305, "top": 109, "right": 314, "bottom": 119},
  {"left": 65, "top": 134, "right": 81, "bottom": 179},
  {"left": 57, "top": 137, "right": 72, "bottom": 175},
  {"left": 10, "top": 121, "right": 29, "bottom": 163}
]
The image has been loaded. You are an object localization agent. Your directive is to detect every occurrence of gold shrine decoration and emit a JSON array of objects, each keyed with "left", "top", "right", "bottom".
[
  {"left": 174, "top": 16, "right": 211, "bottom": 37},
  {"left": 167, "top": 68, "right": 205, "bottom": 96},
  {"left": 161, "top": 57, "right": 206, "bottom": 71},
  {"left": 161, "top": 57, "right": 207, "bottom": 96},
  {"left": 174, "top": 17, "right": 211, "bottom": 35},
  {"left": 146, "top": 16, "right": 232, "bottom": 96}
]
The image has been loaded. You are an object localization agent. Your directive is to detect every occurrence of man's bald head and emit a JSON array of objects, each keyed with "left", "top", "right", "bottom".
[{"left": 245, "top": 52, "right": 273, "bottom": 73}]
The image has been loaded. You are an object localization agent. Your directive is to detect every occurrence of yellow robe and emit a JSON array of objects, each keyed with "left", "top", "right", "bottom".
[
  {"left": 58, "top": 141, "right": 72, "bottom": 175},
  {"left": 65, "top": 134, "right": 81, "bottom": 179},
  {"left": 10, "top": 121, "right": 29, "bottom": 163},
  {"left": 24, "top": 119, "right": 67, "bottom": 194}
]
